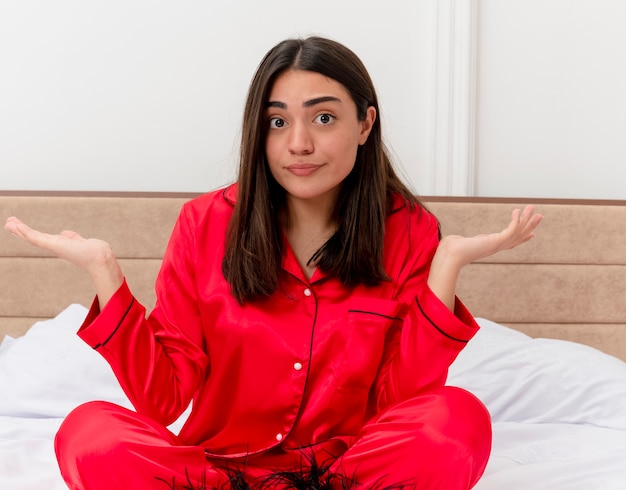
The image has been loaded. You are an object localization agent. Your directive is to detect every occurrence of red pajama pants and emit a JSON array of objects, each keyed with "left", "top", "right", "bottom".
[{"left": 55, "top": 386, "right": 491, "bottom": 489}]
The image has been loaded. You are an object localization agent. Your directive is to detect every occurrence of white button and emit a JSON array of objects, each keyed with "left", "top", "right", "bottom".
[
  {"left": 275, "top": 433, "right": 283, "bottom": 441},
  {"left": 293, "top": 362, "right": 303, "bottom": 371},
  {"left": 303, "top": 288, "right": 312, "bottom": 297}
]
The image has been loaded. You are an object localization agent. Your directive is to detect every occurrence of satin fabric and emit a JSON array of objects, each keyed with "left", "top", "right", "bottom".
[
  {"left": 60, "top": 185, "right": 490, "bottom": 488},
  {"left": 56, "top": 387, "right": 491, "bottom": 489}
]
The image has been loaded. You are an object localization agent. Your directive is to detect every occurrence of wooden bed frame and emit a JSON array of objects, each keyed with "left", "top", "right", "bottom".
[{"left": 2, "top": 192, "right": 625, "bottom": 361}]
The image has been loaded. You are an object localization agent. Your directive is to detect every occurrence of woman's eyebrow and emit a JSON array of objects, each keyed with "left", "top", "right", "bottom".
[
  {"left": 266, "top": 96, "right": 342, "bottom": 109},
  {"left": 266, "top": 101, "right": 287, "bottom": 109},
  {"left": 303, "top": 96, "right": 341, "bottom": 107}
]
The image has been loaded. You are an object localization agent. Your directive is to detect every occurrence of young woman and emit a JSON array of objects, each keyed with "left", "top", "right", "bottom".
[{"left": 5, "top": 36, "right": 542, "bottom": 489}]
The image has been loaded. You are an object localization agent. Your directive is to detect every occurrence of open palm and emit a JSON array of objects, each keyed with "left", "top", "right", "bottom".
[
  {"left": 5, "top": 217, "right": 123, "bottom": 308},
  {"left": 438, "top": 205, "right": 542, "bottom": 269},
  {"left": 5, "top": 217, "right": 114, "bottom": 275}
]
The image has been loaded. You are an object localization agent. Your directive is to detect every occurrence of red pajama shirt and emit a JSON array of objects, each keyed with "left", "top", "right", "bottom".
[{"left": 69, "top": 184, "right": 490, "bottom": 488}]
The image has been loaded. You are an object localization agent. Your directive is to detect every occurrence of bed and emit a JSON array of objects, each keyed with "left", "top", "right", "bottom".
[{"left": 1, "top": 192, "right": 625, "bottom": 489}]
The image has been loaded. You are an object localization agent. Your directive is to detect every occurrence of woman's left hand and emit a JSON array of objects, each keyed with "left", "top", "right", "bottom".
[
  {"left": 427, "top": 205, "right": 543, "bottom": 310},
  {"left": 436, "top": 205, "right": 543, "bottom": 270}
]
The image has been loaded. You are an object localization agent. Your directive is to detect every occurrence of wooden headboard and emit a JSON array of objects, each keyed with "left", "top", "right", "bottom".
[{"left": 2, "top": 192, "right": 625, "bottom": 361}]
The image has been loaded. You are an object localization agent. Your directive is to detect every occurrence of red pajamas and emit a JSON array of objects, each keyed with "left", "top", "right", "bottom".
[
  {"left": 56, "top": 185, "right": 491, "bottom": 488},
  {"left": 56, "top": 387, "right": 490, "bottom": 489}
]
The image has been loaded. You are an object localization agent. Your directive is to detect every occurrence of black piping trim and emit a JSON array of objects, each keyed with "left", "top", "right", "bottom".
[
  {"left": 389, "top": 199, "right": 406, "bottom": 215},
  {"left": 222, "top": 185, "right": 236, "bottom": 207},
  {"left": 93, "top": 298, "right": 135, "bottom": 349},
  {"left": 348, "top": 309, "right": 402, "bottom": 322},
  {"left": 414, "top": 296, "right": 468, "bottom": 343}
]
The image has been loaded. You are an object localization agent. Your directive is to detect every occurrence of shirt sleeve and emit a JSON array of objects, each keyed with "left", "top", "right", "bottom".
[
  {"left": 77, "top": 205, "right": 209, "bottom": 426},
  {"left": 372, "top": 205, "right": 480, "bottom": 412}
]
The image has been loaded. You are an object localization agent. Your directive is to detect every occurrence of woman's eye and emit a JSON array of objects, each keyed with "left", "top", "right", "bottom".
[
  {"left": 315, "top": 113, "right": 335, "bottom": 125},
  {"left": 269, "top": 117, "right": 286, "bottom": 129}
]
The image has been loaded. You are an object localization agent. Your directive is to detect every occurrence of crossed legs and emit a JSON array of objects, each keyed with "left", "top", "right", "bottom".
[{"left": 55, "top": 386, "right": 491, "bottom": 489}]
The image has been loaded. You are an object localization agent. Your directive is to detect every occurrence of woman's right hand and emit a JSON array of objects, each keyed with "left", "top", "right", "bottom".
[{"left": 5, "top": 217, "right": 124, "bottom": 309}]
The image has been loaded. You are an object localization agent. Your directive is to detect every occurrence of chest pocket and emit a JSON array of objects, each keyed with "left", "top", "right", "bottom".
[{"left": 329, "top": 296, "right": 405, "bottom": 390}]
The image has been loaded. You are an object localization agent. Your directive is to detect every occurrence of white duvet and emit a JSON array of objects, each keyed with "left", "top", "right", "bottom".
[{"left": 1, "top": 305, "right": 625, "bottom": 489}]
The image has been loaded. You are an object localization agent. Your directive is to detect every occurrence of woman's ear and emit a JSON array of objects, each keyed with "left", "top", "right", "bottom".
[{"left": 358, "top": 106, "right": 377, "bottom": 145}]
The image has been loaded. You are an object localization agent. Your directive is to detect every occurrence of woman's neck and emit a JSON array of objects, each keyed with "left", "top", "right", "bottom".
[{"left": 284, "top": 195, "right": 336, "bottom": 279}]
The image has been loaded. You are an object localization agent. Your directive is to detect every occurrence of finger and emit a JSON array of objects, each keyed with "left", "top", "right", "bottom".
[
  {"left": 8, "top": 221, "right": 64, "bottom": 252},
  {"left": 502, "top": 208, "right": 522, "bottom": 235},
  {"left": 496, "top": 208, "right": 538, "bottom": 250},
  {"left": 60, "top": 230, "right": 85, "bottom": 241},
  {"left": 19, "top": 227, "right": 56, "bottom": 249},
  {"left": 519, "top": 205, "right": 535, "bottom": 221},
  {"left": 510, "top": 207, "right": 522, "bottom": 224},
  {"left": 5, "top": 216, "right": 23, "bottom": 226},
  {"left": 510, "top": 206, "right": 541, "bottom": 237},
  {"left": 516, "top": 207, "right": 530, "bottom": 231},
  {"left": 5, "top": 217, "right": 34, "bottom": 240},
  {"left": 501, "top": 208, "right": 527, "bottom": 242},
  {"left": 520, "top": 210, "right": 543, "bottom": 238},
  {"left": 5, "top": 216, "right": 24, "bottom": 232}
]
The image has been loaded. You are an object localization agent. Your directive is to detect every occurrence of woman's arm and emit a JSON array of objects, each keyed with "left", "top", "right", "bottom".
[
  {"left": 427, "top": 205, "right": 543, "bottom": 311},
  {"left": 5, "top": 217, "right": 124, "bottom": 310},
  {"left": 373, "top": 204, "right": 543, "bottom": 410},
  {"left": 5, "top": 212, "right": 208, "bottom": 425}
]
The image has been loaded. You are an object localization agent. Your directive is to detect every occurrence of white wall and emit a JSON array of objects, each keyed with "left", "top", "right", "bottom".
[
  {"left": 0, "top": 1, "right": 438, "bottom": 194},
  {"left": 5, "top": 1, "right": 623, "bottom": 199},
  {"left": 475, "top": 0, "right": 626, "bottom": 199}
]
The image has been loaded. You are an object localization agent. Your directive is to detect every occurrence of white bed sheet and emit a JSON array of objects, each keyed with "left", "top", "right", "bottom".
[{"left": 1, "top": 305, "right": 625, "bottom": 489}]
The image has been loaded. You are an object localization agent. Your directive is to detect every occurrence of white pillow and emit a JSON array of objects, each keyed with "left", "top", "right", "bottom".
[
  {"left": 0, "top": 304, "right": 131, "bottom": 418},
  {"left": 448, "top": 318, "right": 626, "bottom": 430},
  {"left": 5, "top": 308, "right": 625, "bottom": 431}
]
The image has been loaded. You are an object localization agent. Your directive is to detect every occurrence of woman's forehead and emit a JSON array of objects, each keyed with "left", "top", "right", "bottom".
[{"left": 267, "top": 69, "right": 350, "bottom": 104}]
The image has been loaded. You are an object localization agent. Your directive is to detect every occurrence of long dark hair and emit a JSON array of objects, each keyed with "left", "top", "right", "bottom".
[{"left": 223, "top": 36, "right": 426, "bottom": 303}]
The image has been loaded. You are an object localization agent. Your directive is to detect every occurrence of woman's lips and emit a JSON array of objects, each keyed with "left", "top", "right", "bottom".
[{"left": 286, "top": 163, "right": 323, "bottom": 176}]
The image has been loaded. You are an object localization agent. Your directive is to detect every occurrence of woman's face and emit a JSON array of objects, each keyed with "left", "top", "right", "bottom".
[{"left": 264, "top": 69, "right": 375, "bottom": 208}]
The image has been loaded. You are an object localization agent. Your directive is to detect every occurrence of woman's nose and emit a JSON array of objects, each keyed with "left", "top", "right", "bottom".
[{"left": 288, "top": 122, "right": 314, "bottom": 155}]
